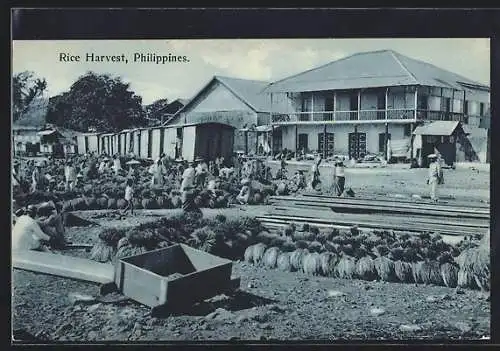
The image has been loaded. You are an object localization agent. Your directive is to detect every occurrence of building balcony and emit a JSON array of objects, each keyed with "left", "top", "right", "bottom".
[
  {"left": 271, "top": 108, "right": 417, "bottom": 124},
  {"left": 270, "top": 109, "right": 485, "bottom": 126}
]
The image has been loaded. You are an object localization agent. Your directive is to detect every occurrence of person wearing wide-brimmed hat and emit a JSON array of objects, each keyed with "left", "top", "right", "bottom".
[
  {"left": 427, "top": 153, "right": 442, "bottom": 202},
  {"left": 31, "top": 162, "right": 45, "bottom": 193},
  {"left": 180, "top": 160, "right": 196, "bottom": 192},
  {"left": 237, "top": 178, "right": 253, "bottom": 205}
]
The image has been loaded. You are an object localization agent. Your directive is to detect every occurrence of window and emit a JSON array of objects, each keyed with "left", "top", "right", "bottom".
[
  {"left": 378, "top": 133, "right": 392, "bottom": 153},
  {"left": 464, "top": 100, "right": 469, "bottom": 115},
  {"left": 480, "top": 103, "right": 485, "bottom": 116},
  {"left": 273, "top": 129, "right": 283, "bottom": 153},
  {"left": 298, "top": 133, "right": 309, "bottom": 152},
  {"left": 84, "top": 136, "right": 89, "bottom": 153},
  {"left": 318, "top": 133, "right": 335, "bottom": 157},
  {"left": 404, "top": 124, "right": 412, "bottom": 137}
]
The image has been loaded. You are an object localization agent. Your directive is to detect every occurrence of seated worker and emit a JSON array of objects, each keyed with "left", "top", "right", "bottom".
[
  {"left": 36, "top": 201, "right": 67, "bottom": 249},
  {"left": 236, "top": 178, "right": 253, "bottom": 205},
  {"left": 12, "top": 205, "right": 52, "bottom": 253},
  {"left": 181, "top": 185, "right": 202, "bottom": 214}
]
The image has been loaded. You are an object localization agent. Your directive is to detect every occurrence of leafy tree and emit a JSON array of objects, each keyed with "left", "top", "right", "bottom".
[
  {"left": 145, "top": 98, "right": 170, "bottom": 119},
  {"left": 13, "top": 71, "right": 47, "bottom": 122},
  {"left": 46, "top": 71, "right": 146, "bottom": 132}
]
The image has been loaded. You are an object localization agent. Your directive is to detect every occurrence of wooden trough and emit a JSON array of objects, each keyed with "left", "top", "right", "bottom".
[
  {"left": 13, "top": 244, "right": 240, "bottom": 313},
  {"left": 115, "top": 244, "right": 240, "bottom": 310}
]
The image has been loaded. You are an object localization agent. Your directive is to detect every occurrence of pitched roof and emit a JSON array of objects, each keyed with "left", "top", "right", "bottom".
[
  {"left": 164, "top": 76, "right": 293, "bottom": 126},
  {"left": 413, "top": 121, "right": 461, "bottom": 136},
  {"left": 265, "top": 50, "right": 489, "bottom": 93}
]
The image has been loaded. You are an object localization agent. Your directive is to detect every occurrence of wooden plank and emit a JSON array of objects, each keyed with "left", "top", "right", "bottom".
[
  {"left": 270, "top": 206, "right": 489, "bottom": 228},
  {"left": 269, "top": 196, "right": 489, "bottom": 217},
  {"left": 299, "top": 192, "right": 490, "bottom": 208},
  {"left": 263, "top": 212, "right": 487, "bottom": 231},
  {"left": 12, "top": 250, "right": 115, "bottom": 284}
]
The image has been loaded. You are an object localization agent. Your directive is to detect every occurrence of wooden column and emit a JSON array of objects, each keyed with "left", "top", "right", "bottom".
[
  {"left": 384, "top": 122, "right": 389, "bottom": 161},
  {"left": 244, "top": 131, "right": 248, "bottom": 154},
  {"left": 357, "top": 89, "right": 361, "bottom": 120},
  {"left": 463, "top": 90, "right": 467, "bottom": 123},
  {"left": 270, "top": 127, "right": 274, "bottom": 156},
  {"left": 323, "top": 123, "right": 327, "bottom": 159},
  {"left": 295, "top": 124, "right": 298, "bottom": 154},
  {"left": 311, "top": 92, "right": 314, "bottom": 121},
  {"left": 451, "top": 89, "right": 455, "bottom": 121},
  {"left": 414, "top": 85, "right": 418, "bottom": 120},
  {"left": 333, "top": 91, "right": 337, "bottom": 121},
  {"left": 385, "top": 87, "right": 389, "bottom": 120},
  {"left": 410, "top": 122, "right": 414, "bottom": 161}
]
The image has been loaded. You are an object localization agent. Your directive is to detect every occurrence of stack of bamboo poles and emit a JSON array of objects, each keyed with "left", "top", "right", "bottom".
[{"left": 257, "top": 194, "right": 489, "bottom": 237}]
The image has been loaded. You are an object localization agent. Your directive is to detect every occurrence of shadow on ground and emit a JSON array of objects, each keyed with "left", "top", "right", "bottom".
[{"left": 152, "top": 289, "right": 277, "bottom": 318}]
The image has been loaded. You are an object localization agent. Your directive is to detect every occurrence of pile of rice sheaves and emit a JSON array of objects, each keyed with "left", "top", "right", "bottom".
[{"left": 456, "top": 230, "right": 490, "bottom": 291}]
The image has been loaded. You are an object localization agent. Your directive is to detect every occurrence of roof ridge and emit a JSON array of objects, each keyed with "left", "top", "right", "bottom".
[
  {"left": 215, "top": 75, "right": 269, "bottom": 84},
  {"left": 266, "top": 49, "right": 404, "bottom": 91},
  {"left": 389, "top": 51, "right": 420, "bottom": 84}
]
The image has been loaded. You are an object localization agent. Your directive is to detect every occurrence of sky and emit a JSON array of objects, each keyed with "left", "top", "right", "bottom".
[{"left": 12, "top": 38, "right": 490, "bottom": 105}]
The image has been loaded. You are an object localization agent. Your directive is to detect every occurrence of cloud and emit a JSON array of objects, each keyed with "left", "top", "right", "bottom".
[{"left": 12, "top": 39, "right": 490, "bottom": 105}]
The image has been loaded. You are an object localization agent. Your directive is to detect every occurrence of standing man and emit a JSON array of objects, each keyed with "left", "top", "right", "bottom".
[
  {"left": 31, "top": 163, "right": 44, "bottom": 193},
  {"left": 334, "top": 158, "right": 346, "bottom": 196},
  {"left": 427, "top": 154, "right": 442, "bottom": 202},
  {"left": 180, "top": 161, "right": 196, "bottom": 192},
  {"left": 64, "top": 160, "right": 76, "bottom": 191}
]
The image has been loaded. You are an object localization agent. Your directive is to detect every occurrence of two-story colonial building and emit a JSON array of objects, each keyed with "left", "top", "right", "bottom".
[{"left": 263, "top": 49, "right": 490, "bottom": 164}]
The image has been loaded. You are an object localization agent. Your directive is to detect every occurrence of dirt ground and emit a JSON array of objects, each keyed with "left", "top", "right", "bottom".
[
  {"left": 12, "top": 207, "right": 490, "bottom": 342},
  {"left": 267, "top": 162, "right": 490, "bottom": 203},
  {"left": 11, "top": 163, "right": 490, "bottom": 342},
  {"left": 12, "top": 259, "right": 490, "bottom": 342}
]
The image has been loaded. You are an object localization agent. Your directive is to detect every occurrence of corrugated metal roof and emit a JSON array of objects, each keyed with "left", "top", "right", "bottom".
[
  {"left": 265, "top": 50, "right": 489, "bottom": 93},
  {"left": 166, "top": 76, "right": 295, "bottom": 126},
  {"left": 413, "top": 121, "right": 461, "bottom": 136}
]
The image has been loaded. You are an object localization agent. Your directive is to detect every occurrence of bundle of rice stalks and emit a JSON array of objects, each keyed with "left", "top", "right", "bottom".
[
  {"left": 340, "top": 244, "right": 354, "bottom": 257},
  {"left": 290, "top": 248, "right": 309, "bottom": 272},
  {"left": 117, "top": 199, "right": 127, "bottom": 210},
  {"left": 142, "top": 198, "right": 159, "bottom": 209},
  {"left": 421, "top": 260, "right": 443, "bottom": 286},
  {"left": 244, "top": 244, "right": 256, "bottom": 263},
  {"left": 269, "top": 235, "right": 287, "bottom": 248},
  {"left": 99, "top": 228, "right": 126, "bottom": 246},
  {"left": 319, "top": 252, "right": 339, "bottom": 277},
  {"left": 336, "top": 255, "right": 357, "bottom": 279},
  {"left": 440, "top": 262, "right": 459, "bottom": 288},
  {"left": 277, "top": 252, "right": 292, "bottom": 272},
  {"left": 107, "top": 198, "right": 117, "bottom": 210},
  {"left": 292, "top": 231, "right": 308, "bottom": 242},
  {"left": 115, "top": 237, "right": 147, "bottom": 260},
  {"left": 281, "top": 238, "right": 296, "bottom": 252},
  {"left": 72, "top": 198, "right": 87, "bottom": 211},
  {"left": 308, "top": 241, "right": 323, "bottom": 253},
  {"left": 282, "top": 224, "right": 295, "bottom": 237},
  {"left": 315, "top": 231, "right": 329, "bottom": 244},
  {"left": 394, "top": 260, "right": 413, "bottom": 283},
  {"left": 256, "top": 231, "right": 279, "bottom": 246},
  {"left": 252, "top": 243, "right": 268, "bottom": 265},
  {"left": 84, "top": 197, "right": 98, "bottom": 210},
  {"left": 263, "top": 247, "right": 281, "bottom": 269},
  {"left": 215, "top": 214, "right": 227, "bottom": 223},
  {"left": 457, "top": 268, "right": 477, "bottom": 289},
  {"left": 97, "top": 197, "right": 108, "bottom": 209},
  {"left": 374, "top": 256, "right": 396, "bottom": 282},
  {"left": 189, "top": 226, "right": 217, "bottom": 253},
  {"left": 355, "top": 256, "right": 378, "bottom": 281},
  {"left": 372, "top": 244, "right": 390, "bottom": 258},
  {"left": 294, "top": 240, "right": 309, "bottom": 250},
  {"left": 323, "top": 240, "right": 338, "bottom": 253},
  {"left": 171, "top": 196, "right": 182, "bottom": 208},
  {"left": 90, "top": 240, "right": 116, "bottom": 263},
  {"left": 302, "top": 252, "right": 321, "bottom": 276},
  {"left": 412, "top": 261, "right": 425, "bottom": 284}
]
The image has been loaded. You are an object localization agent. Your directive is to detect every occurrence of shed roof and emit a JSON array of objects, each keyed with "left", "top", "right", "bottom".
[
  {"left": 413, "top": 121, "right": 461, "bottom": 136},
  {"left": 265, "top": 50, "right": 489, "bottom": 93},
  {"left": 165, "top": 75, "right": 294, "bottom": 126}
]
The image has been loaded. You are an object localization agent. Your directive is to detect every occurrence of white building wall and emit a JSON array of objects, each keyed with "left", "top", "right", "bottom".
[
  {"left": 281, "top": 123, "right": 407, "bottom": 155},
  {"left": 151, "top": 129, "right": 161, "bottom": 161},
  {"left": 88, "top": 135, "right": 99, "bottom": 153},
  {"left": 164, "top": 127, "right": 177, "bottom": 159},
  {"left": 190, "top": 82, "right": 249, "bottom": 113},
  {"left": 140, "top": 130, "right": 149, "bottom": 159}
]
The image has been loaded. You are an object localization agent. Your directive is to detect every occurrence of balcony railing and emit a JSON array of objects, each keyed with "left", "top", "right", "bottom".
[{"left": 271, "top": 109, "right": 416, "bottom": 123}]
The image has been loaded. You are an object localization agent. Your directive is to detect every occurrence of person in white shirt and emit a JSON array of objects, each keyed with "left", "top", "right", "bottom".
[
  {"left": 427, "top": 154, "right": 442, "bottom": 202},
  {"left": 121, "top": 178, "right": 135, "bottom": 215},
  {"left": 31, "top": 164, "right": 44, "bottom": 193},
  {"left": 112, "top": 155, "right": 122, "bottom": 176},
  {"left": 333, "top": 159, "right": 346, "bottom": 196},
  {"left": 12, "top": 205, "right": 51, "bottom": 253},
  {"left": 98, "top": 158, "right": 109, "bottom": 174},
  {"left": 180, "top": 162, "right": 196, "bottom": 192},
  {"left": 64, "top": 161, "right": 76, "bottom": 191},
  {"left": 195, "top": 159, "right": 208, "bottom": 187},
  {"left": 149, "top": 159, "right": 167, "bottom": 186}
]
